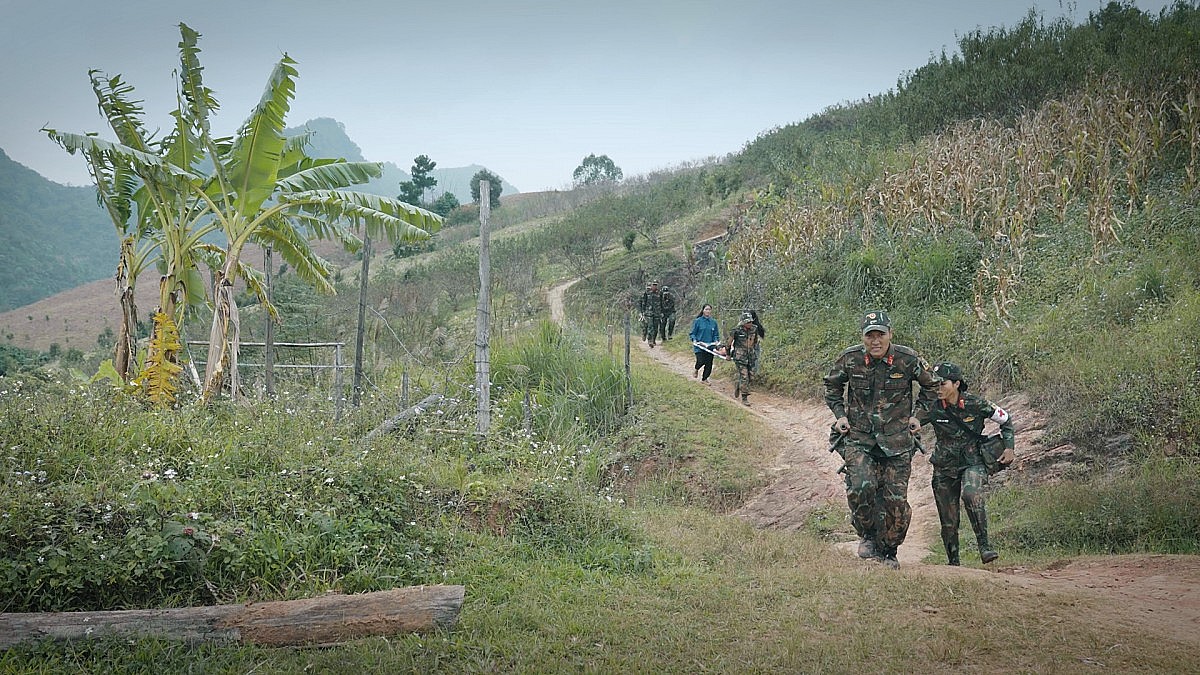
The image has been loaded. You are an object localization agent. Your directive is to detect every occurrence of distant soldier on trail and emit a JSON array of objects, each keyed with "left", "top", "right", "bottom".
[
  {"left": 726, "top": 312, "right": 760, "bottom": 405},
  {"left": 660, "top": 285, "right": 677, "bottom": 341},
  {"left": 639, "top": 281, "right": 664, "bottom": 348},
  {"left": 747, "top": 309, "right": 765, "bottom": 372}
]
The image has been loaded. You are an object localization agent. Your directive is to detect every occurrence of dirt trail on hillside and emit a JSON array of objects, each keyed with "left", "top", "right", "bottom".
[
  {"left": 632, "top": 334, "right": 937, "bottom": 567},
  {"left": 547, "top": 278, "right": 1200, "bottom": 648}
]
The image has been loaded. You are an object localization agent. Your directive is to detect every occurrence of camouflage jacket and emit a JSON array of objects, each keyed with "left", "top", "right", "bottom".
[
  {"left": 727, "top": 325, "right": 759, "bottom": 366},
  {"left": 921, "top": 393, "right": 1016, "bottom": 469},
  {"left": 640, "top": 290, "right": 663, "bottom": 316},
  {"left": 823, "top": 343, "right": 939, "bottom": 457},
  {"left": 661, "top": 291, "right": 676, "bottom": 315}
]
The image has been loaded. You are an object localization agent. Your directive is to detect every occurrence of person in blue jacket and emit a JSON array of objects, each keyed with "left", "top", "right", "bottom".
[{"left": 689, "top": 304, "right": 720, "bottom": 382}]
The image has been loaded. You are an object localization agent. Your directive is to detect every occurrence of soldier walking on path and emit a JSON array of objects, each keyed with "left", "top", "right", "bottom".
[
  {"left": 660, "top": 285, "right": 677, "bottom": 341},
  {"left": 639, "top": 281, "right": 664, "bottom": 348},
  {"left": 920, "top": 362, "right": 1016, "bottom": 566},
  {"left": 823, "top": 310, "right": 940, "bottom": 569},
  {"left": 727, "top": 312, "right": 760, "bottom": 405}
]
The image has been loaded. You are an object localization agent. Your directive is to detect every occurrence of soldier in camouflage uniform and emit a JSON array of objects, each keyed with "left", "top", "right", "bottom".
[
  {"left": 660, "top": 285, "right": 677, "bottom": 341},
  {"left": 639, "top": 281, "right": 664, "bottom": 347},
  {"left": 727, "top": 312, "right": 760, "bottom": 405},
  {"left": 824, "top": 310, "right": 940, "bottom": 569},
  {"left": 921, "top": 362, "right": 1016, "bottom": 566}
]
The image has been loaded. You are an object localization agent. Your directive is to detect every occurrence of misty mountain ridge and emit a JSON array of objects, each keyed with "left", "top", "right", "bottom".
[
  {"left": 290, "top": 117, "right": 520, "bottom": 202},
  {"left": 0, "top": 147, "right": 114, "bottom": 313},
  {"left": 0, "top": 120, "right": 518, "bottom": 312}
]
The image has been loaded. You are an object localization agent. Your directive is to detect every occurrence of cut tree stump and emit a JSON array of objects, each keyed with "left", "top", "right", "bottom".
[{"left": 0, "top": 585, "right": 465, "bottom": 649}]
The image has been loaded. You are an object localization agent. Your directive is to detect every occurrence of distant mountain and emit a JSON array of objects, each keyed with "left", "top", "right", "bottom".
[
  {"left": 290, "top": 117, "right": 520, "bottom": 203},
  {"left": 0, "top": 119, "right": 518, "bottom": 313},
  {"left": 0, "top": 148, "right": 115, "bottom": 313}
]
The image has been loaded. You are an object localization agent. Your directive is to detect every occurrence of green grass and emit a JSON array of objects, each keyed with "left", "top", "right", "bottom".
[
  {"left": 991, "top": 455, "right": 1200, "bottom": 556},
  {"left": 3, "top": 322, "right": 1199, "bottom": 671},
  {"left": 3, "top": 510, "right": 1194, "bottom": 672}
]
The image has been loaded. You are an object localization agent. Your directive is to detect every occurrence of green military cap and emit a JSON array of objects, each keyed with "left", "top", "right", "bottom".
[
  {"left": 933, "top": 362, "right": 962, "bottom": 381},
  {"left": 934, "top": 362, "right": 967, "bottom": 389},
  {"left": 860, "top": 309, "right": 891, "bottom": 335}
]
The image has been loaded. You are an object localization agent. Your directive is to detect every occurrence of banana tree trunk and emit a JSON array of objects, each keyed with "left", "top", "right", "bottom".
[
  {"left": 113, "top": 237, "right": 139, "bottom": 382},
  {"left": 202, "top": 253, "right": 242, "bottom": 401}
]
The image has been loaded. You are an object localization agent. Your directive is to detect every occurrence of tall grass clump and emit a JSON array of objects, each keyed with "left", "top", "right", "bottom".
[
  {"left": 490, "top": 321, "right": 627, "bottom": 447},
  {"left": 991, "top": 455, "right": 1200, "bottom": 554}
]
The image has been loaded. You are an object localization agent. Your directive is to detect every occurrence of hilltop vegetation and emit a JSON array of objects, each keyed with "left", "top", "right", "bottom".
[{"left": 713, "top": 3, "right": 1200, "bottom": 459}]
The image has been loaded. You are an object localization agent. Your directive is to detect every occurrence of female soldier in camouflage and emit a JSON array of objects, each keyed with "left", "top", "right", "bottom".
[{"left": 923, "top": 362, "right": 1016, "bottom": 565}]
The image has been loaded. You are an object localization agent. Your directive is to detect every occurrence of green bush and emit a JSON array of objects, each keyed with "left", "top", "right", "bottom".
[{"left": 0, "top": 380, "right": 446, "bottom": 612}]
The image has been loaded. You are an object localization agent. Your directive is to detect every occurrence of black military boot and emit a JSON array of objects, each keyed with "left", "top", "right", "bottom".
[
  {"left": 979, "top": 538, "right": 998, "bottom": 564},
  {"left": 857, "top": 538, "right": 876, "bottom": 559}
]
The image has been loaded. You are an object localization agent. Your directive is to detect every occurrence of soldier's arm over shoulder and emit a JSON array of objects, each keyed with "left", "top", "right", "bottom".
[{"left": 911, "top": 352, "right": 941, "bottom": 414}]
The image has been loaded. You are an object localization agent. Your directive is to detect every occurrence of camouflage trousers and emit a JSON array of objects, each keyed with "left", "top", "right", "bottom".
[
  {"left": 842, "top": 445, "right": 913, "bottom": 556},
  {"left": 733, "top": 360, "right": 754, "bottom": 400},
  {"left": 642, "top": 315, "right": 662, "bottom": 343},
  {"left": 659, "top": 313, "right": 677, "bottom": 341},
  {"left": 932, "top": 464, "right": 990, "bottom": 564}
]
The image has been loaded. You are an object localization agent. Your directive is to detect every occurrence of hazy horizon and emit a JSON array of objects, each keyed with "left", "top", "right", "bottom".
[{"left": 0, "top": 0, "right": 1179, "bottom": 193}]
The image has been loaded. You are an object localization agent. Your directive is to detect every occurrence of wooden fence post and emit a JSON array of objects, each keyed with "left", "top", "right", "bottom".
[{"left": 476, "top": 180, "right": 492, "bottom": 435}]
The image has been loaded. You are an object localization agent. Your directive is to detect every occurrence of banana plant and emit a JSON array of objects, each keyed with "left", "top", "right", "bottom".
[
  {"left": 46, "top": 22, "right": 442, "bottom": 403},
  {"left": 184, "top": 51, "right": 441, "bottom": 400}
]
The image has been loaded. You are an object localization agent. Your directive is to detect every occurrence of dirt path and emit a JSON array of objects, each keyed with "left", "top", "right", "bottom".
[
  {"left": 546, "top": 279, "right": 1200, "bottom": 648},
  {"left": 634, "top": 337, "right": 937, "bottom": 566},
  {"left": 547, "top": 278, "right": 580, "bottom": 325}
]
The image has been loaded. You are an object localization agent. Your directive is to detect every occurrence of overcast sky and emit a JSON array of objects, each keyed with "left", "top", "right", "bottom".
[{"left": 0, "top": 0, "right": 1179, "bottom": 193}]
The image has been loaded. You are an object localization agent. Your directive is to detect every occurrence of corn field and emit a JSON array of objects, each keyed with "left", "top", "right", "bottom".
[{"left": 726, "top": 76, "right": 1200, "bottom": 322}]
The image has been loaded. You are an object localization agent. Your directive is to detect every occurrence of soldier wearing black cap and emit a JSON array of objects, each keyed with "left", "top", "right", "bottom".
[
  {"left": 659, "top": 285, "right": 677, "bottom": 341},
  {"left": 921, "top": 362, "right": 1016, "bottom": 566},
  {"left": 823, "top": 309, "right": 940, "bottom": 569}
]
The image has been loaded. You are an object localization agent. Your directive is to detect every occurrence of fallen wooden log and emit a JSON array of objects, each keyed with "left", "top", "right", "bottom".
[
  {"left": 0, "top": 584, "right": 464, "bottom": 648},
  {"left": 363, "top": 393, "right": 446, "bottom": 442}
]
